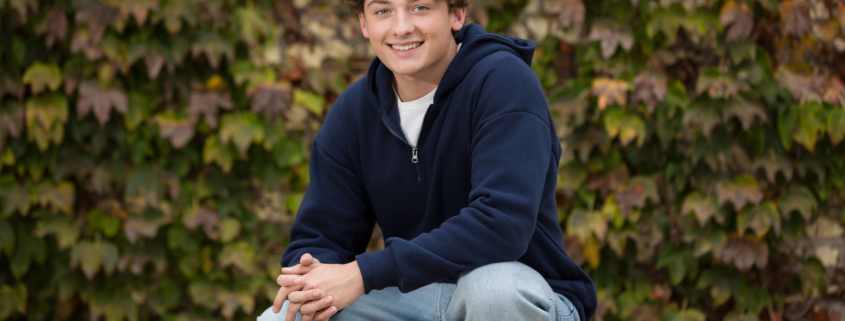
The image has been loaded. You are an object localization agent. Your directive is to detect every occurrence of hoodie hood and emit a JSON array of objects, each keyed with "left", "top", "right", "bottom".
[{"left": 366, "top": 23, "right": 536, "bottom": 113}]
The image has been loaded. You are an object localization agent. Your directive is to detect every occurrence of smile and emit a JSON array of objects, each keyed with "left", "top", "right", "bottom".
[{"left": 391, "top": 42, "right": 423, "bottom": 51}]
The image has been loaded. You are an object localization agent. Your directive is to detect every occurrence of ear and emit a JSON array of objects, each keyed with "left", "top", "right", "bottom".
[
  {"left": 359, "top": 12, "right": 370, "bottom": 38},
  {"left": 450, "top": 7, "right": 466, "bottom": 33}
]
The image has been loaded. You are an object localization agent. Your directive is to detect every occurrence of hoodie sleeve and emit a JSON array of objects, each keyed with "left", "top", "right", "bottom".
[
  {"left": 355, "top": 53, "right": 557, "bottom": 293},
  {"left": 281, "top": 102, "right": 376, "bottom": 268}
]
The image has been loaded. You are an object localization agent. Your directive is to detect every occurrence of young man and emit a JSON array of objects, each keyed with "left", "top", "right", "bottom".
[{"left": 258, "top": 0, "right": 597, "bottom": 320}]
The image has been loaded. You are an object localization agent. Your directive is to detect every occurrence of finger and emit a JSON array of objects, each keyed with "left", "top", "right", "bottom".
[
  {"left": 277, "top": 274, "right": 302, "bottom": 287},
  {"left": 282, "top": 264, "right": 301, "bottom": 274},
  {"left": 314, "top": 306, "right": 338, "bottom": 321},
  {"left": 283, "top": 257, "right": 321, "bottom": 274},
  {"left": 273, "top": 286, "right": 287, "bottom": 313},
  {"left": 289, "top": 289, "right": 322, "bottom": 303},
  {"left": 302, "top": 313, "right": 314, "bottom": 321},
  {"left": 301, "top": 296, "right": 334, "bottom": 315},
  {"left": 300, "top": 253, "right": 313, "bottom": 266},
  {"left": 286, "top": 302, "right": 302, "bottom": 321}
]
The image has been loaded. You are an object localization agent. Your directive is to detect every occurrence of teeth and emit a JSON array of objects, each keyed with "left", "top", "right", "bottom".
[{"left": 391, "top": 42, "right": 421, "bottom": 51}]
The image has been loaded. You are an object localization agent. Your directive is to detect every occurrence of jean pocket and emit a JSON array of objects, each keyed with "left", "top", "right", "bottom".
[{"left": 555, "top": 294, "right": 578, "bottom": 321}]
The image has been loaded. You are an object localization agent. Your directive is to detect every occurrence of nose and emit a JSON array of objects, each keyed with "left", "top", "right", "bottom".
[{"left": 392, "top": 10, "right": 415, "bottom": 37}]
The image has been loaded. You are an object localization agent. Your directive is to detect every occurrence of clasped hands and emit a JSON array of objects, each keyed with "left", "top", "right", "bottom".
[{"left": 273, "top": 254, "right": 365, "bottom": 321}]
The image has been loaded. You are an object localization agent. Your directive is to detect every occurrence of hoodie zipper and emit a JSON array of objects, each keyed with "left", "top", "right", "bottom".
[{"left": 380, "top": 105, "right": 432, "bottom": 183}]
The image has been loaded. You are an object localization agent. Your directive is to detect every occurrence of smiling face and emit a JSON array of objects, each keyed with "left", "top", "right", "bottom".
[{"left": 359, "top": 0, "right": 465, "bottom": 81}]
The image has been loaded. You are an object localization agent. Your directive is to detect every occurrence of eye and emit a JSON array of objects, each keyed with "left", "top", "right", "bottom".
[
  {"left": 413, "top": 6, "right": 429, "bottom": 12},
  {"left": 376, "top": 9, "right": 389, "bottom": 15}
]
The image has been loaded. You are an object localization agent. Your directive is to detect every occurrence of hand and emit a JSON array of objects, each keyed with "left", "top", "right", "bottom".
[
  {"left": 285, "top": 261, "right": 365, "bottom": 321},
  {"left": 273, "top": 254, "right": 326, "bottom": 314},
  {"left": 285, "top": 288, "right": 338, "bottom": 321}
]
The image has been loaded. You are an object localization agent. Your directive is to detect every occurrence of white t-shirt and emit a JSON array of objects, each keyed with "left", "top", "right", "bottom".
[{"left": 395, "top": 43, "right": 462, "bottom": 148}]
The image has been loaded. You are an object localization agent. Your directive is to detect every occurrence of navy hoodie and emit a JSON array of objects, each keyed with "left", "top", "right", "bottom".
[{"left": 282, "top": 23, "right": 597, "bottom": 321}]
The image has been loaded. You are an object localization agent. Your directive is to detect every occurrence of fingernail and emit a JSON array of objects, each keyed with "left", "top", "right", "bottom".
[
  {"left": 330, "top": 307, "right": 337, "bottom": 314},
  {"left": 313, "top": 290, "right": 321, "bottom": 297},
  {"left": 325, "top": 297, "right": 333, "bottom": 304},
  {"left": 294, "top": 278, "right": 301, "bottom": 285}
]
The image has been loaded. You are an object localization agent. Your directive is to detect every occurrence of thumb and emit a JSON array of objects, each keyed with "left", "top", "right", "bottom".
[{"left": 300, "top": 253, "right": 313, "bottom": 266}]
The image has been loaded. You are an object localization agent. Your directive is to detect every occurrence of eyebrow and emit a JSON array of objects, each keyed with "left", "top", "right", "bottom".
[{"left": 366, "top": 0, "right": 421, "bottom": 7}]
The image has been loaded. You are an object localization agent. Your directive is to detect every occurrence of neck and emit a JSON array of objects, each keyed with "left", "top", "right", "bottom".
[{"left": 392, "top": 39, "right": 458, "bottom": 102}]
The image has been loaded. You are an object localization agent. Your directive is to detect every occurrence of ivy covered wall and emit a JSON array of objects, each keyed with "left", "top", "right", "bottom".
[{"left": 0, "top": 0, "right": 844, "bottom": 320}]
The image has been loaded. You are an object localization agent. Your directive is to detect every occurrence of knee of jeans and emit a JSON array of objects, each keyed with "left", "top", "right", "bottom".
[{"left": 456, "top": 262, "right": 550, "bottom": 309}]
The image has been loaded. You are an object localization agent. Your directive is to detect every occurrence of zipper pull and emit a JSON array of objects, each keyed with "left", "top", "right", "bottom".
[{"left": 412, "top": 148, "right": 419, "bottom": 163}]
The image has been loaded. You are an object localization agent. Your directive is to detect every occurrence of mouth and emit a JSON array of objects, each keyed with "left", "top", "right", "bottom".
[{"left": 389, "top": 41, "right": 424, "bottom": 51}]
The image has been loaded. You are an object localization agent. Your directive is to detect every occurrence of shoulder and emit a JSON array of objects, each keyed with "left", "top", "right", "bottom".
[
  {"left": 318, "top": 75, "right": 370, "bottom": 152},
  {"left": 467, "top": 53, "right": 548, "bottom": 121}
]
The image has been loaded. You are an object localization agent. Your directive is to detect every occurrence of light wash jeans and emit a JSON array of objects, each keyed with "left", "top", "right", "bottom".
[{"left": 257, "top": 262, "right": 580, "bottom": 321}]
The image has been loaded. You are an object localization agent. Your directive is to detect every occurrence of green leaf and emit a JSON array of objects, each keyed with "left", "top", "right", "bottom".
[
  {"left": 737, "top": 201, "right": 780, "bottom": 238},
  {"left": 233, "top": 6, "right": 274, "bottom": 47},
  {"left": 656, "top": 245, "right": 692, "bottom": 285},
  {"left": 11, "top": 233, "right": 46, "bottom": 279},
  {"left": 567, "top": 208, "right": 608, "bottom": 242},
  {"left": 792, "top": 102, "right": 825, "bottom": 151},
  {"left": 681, "top": 192, "right": 724, "bottom": 226},
  {"left": 752, "top": 150, "right": 793, "bottom": 184},
  {"left": 779, "top": 186, "right": 816, "bottom": 222},
  {"left": 33, "top": 215, "right": 80, "bottom": 249},
  {"left": 35, "top": 181, "right": 75, "bottom": 214},
  {"left": 716, "top": 175, "right": 763, "bottom": 211},
  {"left": 827, "top": 107, "right": 845, "bottom": 146},
  {"left": 0, "top": 283, "right": 26, "bottom": 318},
  {"left": 88, "top": 209, "right": 120, "bottom": 237},
  {"left": 293, "top": 89, "right": 326, "bottom": 115},
  {"left": 662, "top": 307, "right": 706, "bottom": 321},
  {"left": 557, "top": 162, "right": 587, "bottom": 193},
  {"left": 220, "top": 112, "right": 265, "bottom": 157},
  {"left": 203, "top": 136, "right": 235, "bottom": 173},
  {"left": 25, "top": 93, "right": 68, "bottom": 130},
  {"left": 22, "top": 62, "right": 62, "bottom": 94},
  {"left": 219, "top": 218, "right": 241, "bottom": 243},
  {"left": 723, "top": 97, "right": 768, "bottom": 131},
  {"left": 71, "top": 240, "right": 119, "bottom": 279},
  {"left": 697, "top": 265, "right": 741, "bottom": 305},
  {"left": 682, "top": 98, "right": 721, "bottom": 138},
  {"left": 271, "top": 139, "right": 306, "bottom": 168},
  {"left": 604, "top": 108, "right": 646, "bottom": 146},
  {"left": 218, "top": 241, "right": 255, "bottom": 274}
]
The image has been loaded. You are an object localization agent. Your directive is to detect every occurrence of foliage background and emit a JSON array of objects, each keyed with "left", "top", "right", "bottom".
[{"left": 1, "top": 0, "right": 845, "bottom": 320}]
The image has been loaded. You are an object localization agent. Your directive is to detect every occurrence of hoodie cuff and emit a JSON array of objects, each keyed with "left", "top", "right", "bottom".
[{"left": 355, "top": 248, "right": 401, "bottom": 294}]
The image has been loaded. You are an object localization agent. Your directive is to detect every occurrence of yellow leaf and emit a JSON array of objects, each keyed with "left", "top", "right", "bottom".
[{"left": 592, "top": 78, "right": 629, "bottom": 110}]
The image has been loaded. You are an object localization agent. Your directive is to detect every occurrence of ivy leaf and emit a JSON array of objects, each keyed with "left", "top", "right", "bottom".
[
  {"left": 124, "top": 217, "right": 164, "bottom": 244},
  {"left": 656, "top": 245, "right": 692, "bottom": 285},
  {"left": 251, "top": 83, "right": 292, "bottom": 120},
  {"left": 827, "top": 107, "right": 845, "bottom": 146},
  {"left": 73, "top": 0, "right": 118, "bottom": 45},
  {"left": 293, "top": 89, "right": 326, "bottom": 115},
  {"left": 697, "top": 265, "right": 741, "bottom": 305},
  {"left": 33, "top": 215, "right": 79, "bottom": 250},
  {"left": 0, "top": 101, "right": 25, "bottom": 151},
  {"left": 777, "top": 67, "right": 822, "bottom": 102},
  {"left": 792, "top": 102, "right": 825, "bottom": 152},
  {"left": 70, "top": 240, "right": 119, "bottom": 279},
  {"left": 777, "top": 104, "right": 799, "bottom": 150},
  {"left": 779, "top": 1, "right": 811, "bottom": 37},
  {"left": 188, "top": 90, "right": 232, "bottom": 128},
  {"left": 272, "top": 139, "right": 306, "bottom": 169},
  {"left": 153, "top": 115, "right": 194, "bottom": 149},
  {"left": 35, "top": 181, "right": 75, "bottom": 214},
  {"left": 549, "top": 0, "right": 585, "bottom": 35},
  {"left": 219, "top": 218, "right": 241, "bottom": 243},
  {"left": 155, "top": 0, "right": 197, "bottom": 34},
  {"left": 721, "top": 235, "right": 768, "bottom": 271},
  {"left": 25, "top": 93, "right": 68, "bottom": 131},
  {"left": 682, "top": 100, "right": 720, "bottom": 138},
  {"left": 604, "top": 109, "right": 646, "bottom": 146},
  {"left": 557, "top": 162, "right": 587, "bottom": 193},
  {"left": 631, "top": 72, "right": 667, "bottom": 112},
  {"left": 662, "top": 308, "right": 705, "bottom": 321},
  {"left": 822, "top": 76, "right": 845, "bottom": 105},
  {"left": 233, "top": 6, "right": 274, "bottom": 47},
  {"left": 690, "top": 227, "right": 727, "bottom": 258},
  {"left": 723, "top": 97, "right": 767, "bottom": 131},
  {"left": 23, "top": 62, "right": 62, "bottom": 95},
  {"left": 218, "top": 241, "right": 255, "bottom": 274},
  {"left": 0, "top": 283, "right": 27, "bottom": 318},
  {"left": 191, "top": 30, "right": 234, "bottom": 69},
  {"left": 183, "top": 206, "right": 220, "bottom": 240},
  {"left": 752, "top": 150, "right": 793, "bottom": 184},
  {"left": 220, "top": 112, "right": 265, "bottom": 157},
  {"left": 588, "top": 24, "right": 634, "bottom": 59},
  {"left": 696, "top": 68, "right": 739, "bottom": 99},
  {"left": 719, "top": 0, "right": 754, "bottom": 41},
  {"left": 615, "top": 176, "right": 658, "bottom": 215},
  {"left": 737, "top": 201, "right": 780, "bottom": 238},
  {"left": 77, "top": 82, "right": 128, "bottom": 126},
  {"left": 567, "top": 208, "right": 607, "bottom": 242},
  {"left": 115, "top": 0, "right": 158, "bottom": 25},
  {"left": 203, "top": 136, "right": 235, "bottom": 173},
  {"left": 779, "top": 186, "right": 816, "bottom": 222},
  {"left": 716, "top": 175, "right": 763, "bottom": 211},
  {"left": 682, "top": 192, "right": 724, "bottom": 226}
]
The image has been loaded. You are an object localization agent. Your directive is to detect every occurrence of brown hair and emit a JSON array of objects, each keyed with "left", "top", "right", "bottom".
[
  {"left": 345, "top": 0, "right": 468, "bottom": 16},
  {"left": 346, "top": 0, "right": 468, "bottom": 38}
]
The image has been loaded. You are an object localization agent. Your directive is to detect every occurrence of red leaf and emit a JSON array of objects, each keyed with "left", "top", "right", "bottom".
[
  {"left": 188, "top": 91, "right": 233, "bottom": 128},
  {"left": 76, "top": 83, "right": 128, "bottom": 126},
  {"left": 720, "top": 0, "right": 754, "bottom": 41},
  {"left": 588, "top": 25, "right": 634, "bottom": 59},
  {"left": 721, "top": 235, "right": 768, "bottom": 271},
  {"left": 550, "top": 0, "right": 585, "bottom": 35},
  {"left": 631, "top": 73, "right": 667, "bottom": 112},
  {"left": 251, "top": 84, "right": 292, "bottom": 120},
  {"left": 44, "top": 10, "right": 68, "bottom": 48},
  {"left": 780, "top": 1, "right": 812, "bottom": 37}
]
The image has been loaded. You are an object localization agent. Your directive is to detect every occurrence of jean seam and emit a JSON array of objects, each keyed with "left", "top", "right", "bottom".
[{"left": 435, "top": 283, "right": 443, "bottom": 321}]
